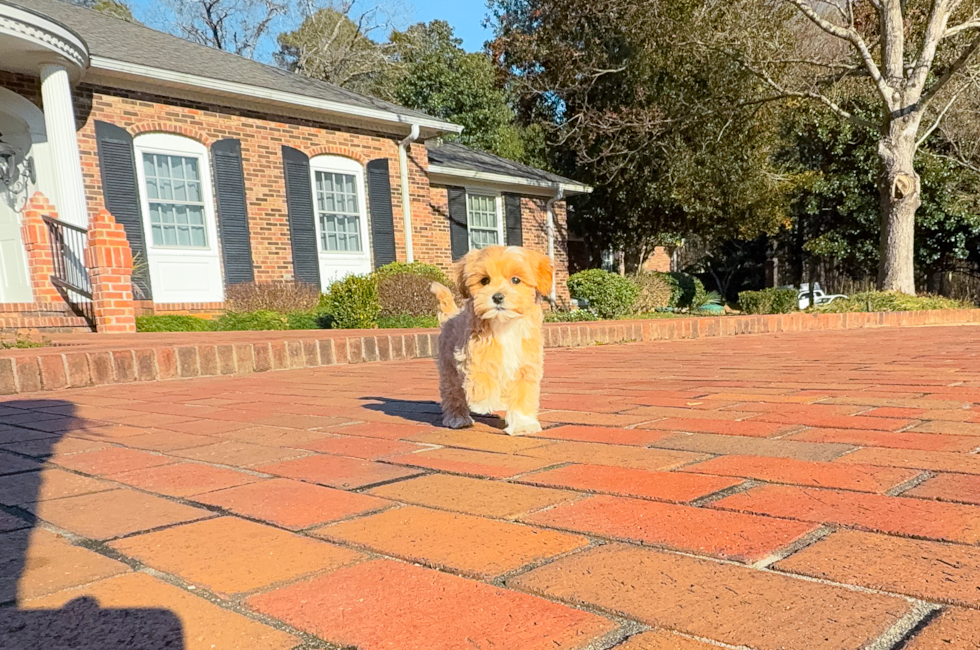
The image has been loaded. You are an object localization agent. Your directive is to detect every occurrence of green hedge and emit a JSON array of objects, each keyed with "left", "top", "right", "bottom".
[
  {"left": 136, "top": 315, "right": 215, "bottom": 332},
  {"left": 567, "top": 269, "right": 639, "bottom": 319},
  {"left": 812, "top": 291, "right": 972, "bottom": 313},
  {"left": 738, "top": 288, "right": 798, "bottom": 314}
]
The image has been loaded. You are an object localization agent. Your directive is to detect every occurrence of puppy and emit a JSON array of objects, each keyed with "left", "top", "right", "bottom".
[{"left": 430, "top": 246, "right": 552, "bottom": 435}]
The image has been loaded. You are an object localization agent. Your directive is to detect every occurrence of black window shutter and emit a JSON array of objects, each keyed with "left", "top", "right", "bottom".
[
  {"left": 366, "top": 158, "right": 396, "bottom": 269},
  {"left": 94, "top": 120, "right": 152, "bottom": 299},
  {"left": 281, "top": 146, "right": 320, "bottom": 287},
  {"left": 211, "top": 139, "right": 254, "bottom": 285},
  {"left": 448, "top": 186, "right": 469, "bottom": 260},
  {"left": 504, "top": 193, "right": 523, "bottom": 247}
]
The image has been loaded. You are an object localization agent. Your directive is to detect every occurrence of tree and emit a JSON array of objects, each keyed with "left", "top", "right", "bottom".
[
  {"left": 275, "top": 5, "right": 398, "bottom": 95},
  {"left": 488, "top": 0, "right": 792, "bottom": 265},
  {"left": 387, "top": 21, "right": 526, "bottom": 159},
  {"left": 159, "top": 0, "right": 289, "bottom": 58},
  {"left": 71, "top": 0, "right": 138, "bottom": 21},
  {"left": 729, "top": 0, "right": 980, "bottom": 294},
  {"left": 277, "top": 17, "right": 528, "bottom": 159},
  {"left": 776, "top": 101, "right": 980, "bottom": 292}
]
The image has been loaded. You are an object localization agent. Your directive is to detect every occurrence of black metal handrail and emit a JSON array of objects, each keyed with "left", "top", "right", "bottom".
[{"left": 42, "top": 215, "right": 92, "bottom": 299}]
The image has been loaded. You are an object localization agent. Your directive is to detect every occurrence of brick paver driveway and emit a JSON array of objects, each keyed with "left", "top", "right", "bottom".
[{"left": 2, "top": 325, "right": 980, "bottom": 649}]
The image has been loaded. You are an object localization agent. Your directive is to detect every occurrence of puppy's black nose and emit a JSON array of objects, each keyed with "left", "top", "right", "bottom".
[{"left": 492, "top": 293, "right": 505, "bottom": 305}]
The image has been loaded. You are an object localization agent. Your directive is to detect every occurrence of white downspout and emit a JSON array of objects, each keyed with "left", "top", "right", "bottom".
[
  {"left": 545, "top": 184, "right": 565, "bottom": 301},
  {"left": 398, "top": 124, "right": 421, "bottom": 263}
]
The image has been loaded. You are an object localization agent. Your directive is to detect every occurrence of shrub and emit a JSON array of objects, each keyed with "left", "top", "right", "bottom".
[
  {"left": 692, "top": 290, "right": 724, "bottom": 312},
  {"left": 544, "top": 308, "right": 600, "bottom": 322},
  {"left": 376, "top": 314, "right": 439, "bottom": 329},
  {"left": 285, "top": 310, "right": 327, "bottom": 330},
  {"left": 739, "top": 288, "right": 799, "bottom": 314},
  {"left": 377, "top": 272, "right": 440, "bottom": 317},
  {"left": 567, "top": 269, "right": 640, "bottom": 319},
  {"left": 632, "top": 272, "right": 675, "bottom": 312},
  {"left": 214, "top": 310, "right": 288, "bottom": 331},
  {"left": 372, "top": 261, "right": 450, "bottom": 287},
  {"left": 669, "top": 272, "right": 706, "bottom": 309},
  {"left": 812, "top": 291, "right": 973, "bottom": 313},
  {"left": 323, "top": 274, "right": 381, "bottom": 329},
  {"left": 136, "top": 315, "right": 214, "bottom": 332},
  {"left": 225, "top": 281, "right": 321, "bottom": 313}
]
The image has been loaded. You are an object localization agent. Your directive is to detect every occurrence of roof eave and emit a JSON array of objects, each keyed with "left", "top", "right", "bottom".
[
  {"left": 427, "top": 164, "right": 592, "bottom": 196},
  {"left": 87, "top": 56, "right": 465, "bottom": 137}
]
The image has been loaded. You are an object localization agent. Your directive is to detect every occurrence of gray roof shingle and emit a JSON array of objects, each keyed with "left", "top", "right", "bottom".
[
  {"left": 426, "top": 141, "right": 590, "bottom": 192},
  {"left": 10, "top": 0, "right": 453, "bottom": 128}
]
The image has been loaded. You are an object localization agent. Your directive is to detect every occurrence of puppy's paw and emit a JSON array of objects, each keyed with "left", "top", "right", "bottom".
[
  {"left": 504, "top": 413, "right": 542, "bottom": 436},
  {"left": 443, "top": 413, "right": 475, "bottom": 429}
]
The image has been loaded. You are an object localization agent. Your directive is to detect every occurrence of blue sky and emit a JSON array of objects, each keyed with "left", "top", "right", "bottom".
[
  {"left": 129, "top": 0, "right": 493, "bottom": 56},
  {"left": 411, "top": 0, "right": 493, "bottom": 51}
]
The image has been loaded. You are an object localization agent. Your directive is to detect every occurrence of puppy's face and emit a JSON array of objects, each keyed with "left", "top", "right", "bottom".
[{"left": 457, "top": 246, "right": 553, "bottom": 321}]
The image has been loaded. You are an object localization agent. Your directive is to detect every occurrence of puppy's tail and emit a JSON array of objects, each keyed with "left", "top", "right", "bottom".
[{"left": 430, "top": 282, "right": 459, "bottom": 325}]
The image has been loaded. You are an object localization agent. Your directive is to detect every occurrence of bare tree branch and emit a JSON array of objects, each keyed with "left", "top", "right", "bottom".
[
  {"left": 780, "top": 0, "right": 894, "bottom": 104},
  {"left": 920, "top": 33, "right": 980, "bottom": 107}
]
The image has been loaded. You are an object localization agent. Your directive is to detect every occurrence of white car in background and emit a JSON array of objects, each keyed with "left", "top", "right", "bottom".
[{"left": 793, "top": 283, "right": 848, "bottom": 309}]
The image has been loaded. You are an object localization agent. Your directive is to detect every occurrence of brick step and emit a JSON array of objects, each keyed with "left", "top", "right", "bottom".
[{"left": 1, "top": 308, "right": 978, "bottom": 395}]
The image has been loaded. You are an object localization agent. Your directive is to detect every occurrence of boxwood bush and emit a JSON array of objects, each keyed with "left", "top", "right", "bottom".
[
  {"left": 567, "top": 269, "right": 640, "bottom": 319},
  {"left": 738, "top": 288, "right": 799, "bottom": 314},
  {"left": 323, "top": 274, "right": 381, "bottom": 329}
]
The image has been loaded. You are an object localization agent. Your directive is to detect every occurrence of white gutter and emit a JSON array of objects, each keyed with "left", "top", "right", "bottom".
[
  {"left": 88, "top": 56, "right": 464, "bottom": 135},
  {"left": 545, "top": 184, "right": 565, "bottom": 301},
  {"left": 398, "top": 124, "right": 420, "bottom": 263},
  {"left": 427, "top": 164, "right": 592, "bottom": 195}
]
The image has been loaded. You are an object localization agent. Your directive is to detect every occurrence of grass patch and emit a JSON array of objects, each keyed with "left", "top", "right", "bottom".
[{"left": 0, "top": 334, "right": 46, "bottom": 349}]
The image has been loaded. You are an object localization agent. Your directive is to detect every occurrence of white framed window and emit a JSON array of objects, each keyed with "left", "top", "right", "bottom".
[
  {"left": 315, "top": 169, "right": 362, "bottom": 252},
  {"left": 466, "top": 192, "right": 502, "bottom": 250},
  {"left": 309, "top": 156, "right": 369, "bottom": 255},
  {"left": 133, "top": 132, "right": 224, "bottom": 304},
  {"left": 142, "top": 152, "right": 208, "bottom": 248},
  {"left": 308, "top": 155, "right": 372, "bottom": 286}
]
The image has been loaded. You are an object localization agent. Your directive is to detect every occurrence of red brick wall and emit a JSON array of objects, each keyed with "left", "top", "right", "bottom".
[
  {"left": 73, "top": 84, "right": 433, "bottom": 285},
  {"left": 428, "top": 185, "right": 571, "bottom": 300},
  {"left": 642, "top": 247, "right": 672, "bottom": 273}
]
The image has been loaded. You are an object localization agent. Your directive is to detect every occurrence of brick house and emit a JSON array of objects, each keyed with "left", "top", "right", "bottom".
[{"left": 0, "top": 0, "right": 590, "bottom": 332}]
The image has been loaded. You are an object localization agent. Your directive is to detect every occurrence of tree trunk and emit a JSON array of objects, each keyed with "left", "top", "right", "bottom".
[{"left": 877, "top": 114, "right": 922, "bottom": 294}]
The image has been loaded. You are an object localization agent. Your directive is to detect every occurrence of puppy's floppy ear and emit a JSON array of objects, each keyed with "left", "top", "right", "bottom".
[
  {"left": 526, "top": 250, "right": 553, "bottom": 295},
  {"left": 454, "top": 249, "right": 479, "bottom": 299}
]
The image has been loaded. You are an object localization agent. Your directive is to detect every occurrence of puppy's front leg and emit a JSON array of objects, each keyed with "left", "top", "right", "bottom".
[
  {"left": 503, "top": 366, "right": 542, "bottom": 436},
  {"left": 440, "top": 367, "right": 474, "bottom": 430}
]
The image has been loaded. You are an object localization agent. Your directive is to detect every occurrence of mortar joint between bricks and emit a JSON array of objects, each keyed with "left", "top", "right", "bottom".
[
  {"left": 688, "top": 479, "right": 761, "bottom": 508},
  {"left": 885, "top": 470, "right": 936, "bottom": 497}
]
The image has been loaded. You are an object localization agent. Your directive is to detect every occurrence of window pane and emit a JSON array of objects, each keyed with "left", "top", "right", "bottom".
[
  {"left": 190, "top": 226, "right": 206, "bottom": 247},
  {"left": 142, "top": 151, "right": 209, "bottom": 248},
  {"left": 187, "top": 206, "right": 205, "bottom": 225}
]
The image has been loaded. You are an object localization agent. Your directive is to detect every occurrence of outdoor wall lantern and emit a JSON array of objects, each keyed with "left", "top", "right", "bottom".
[{"left": 0, "top": 134, "right": 36, "bottom": 189}]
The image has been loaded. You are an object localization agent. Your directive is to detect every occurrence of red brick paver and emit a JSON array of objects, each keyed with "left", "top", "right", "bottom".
[{"left": 7, "top": 324, "right": 980, "bottom": 648}]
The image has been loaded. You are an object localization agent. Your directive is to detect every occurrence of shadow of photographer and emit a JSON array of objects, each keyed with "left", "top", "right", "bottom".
[{"left": 0, "top": 398, "right": 185, "bottom": 650}]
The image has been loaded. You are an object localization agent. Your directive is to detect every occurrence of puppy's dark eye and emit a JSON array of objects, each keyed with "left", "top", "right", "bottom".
[
  {"left": 480, "top": 277, "right": 491, "bottom": 286},
  {"left": 511, "top": 277, "right": 521, "bottom": 285}
]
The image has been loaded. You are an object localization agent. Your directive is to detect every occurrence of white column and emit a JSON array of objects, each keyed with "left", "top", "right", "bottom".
[{"left": 39, "top": 63, "right": 88, "bottom": 226}]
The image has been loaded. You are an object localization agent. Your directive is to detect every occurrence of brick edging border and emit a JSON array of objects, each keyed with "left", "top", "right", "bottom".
[{"left": 2, "top": 309, "right": 978, "bottom": 396}]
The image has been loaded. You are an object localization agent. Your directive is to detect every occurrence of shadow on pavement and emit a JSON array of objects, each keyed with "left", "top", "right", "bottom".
[{"left": 0, "top": 399, "right": 184, "bottom": 650}]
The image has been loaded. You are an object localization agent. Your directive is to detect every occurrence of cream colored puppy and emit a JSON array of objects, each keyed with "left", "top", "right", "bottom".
[{"left": 430, "top": 246, "right": 552, "bottom": 435}]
